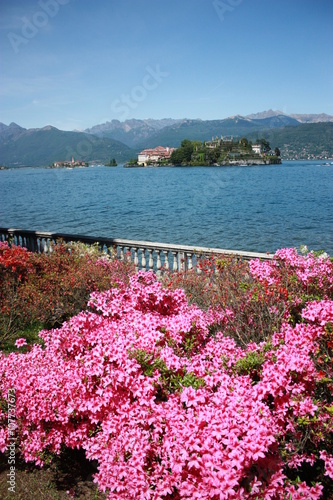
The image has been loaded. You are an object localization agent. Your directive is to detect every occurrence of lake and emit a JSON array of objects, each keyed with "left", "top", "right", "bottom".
[{"left": 1, "top": 160, "right": 332, "bottom": 255}]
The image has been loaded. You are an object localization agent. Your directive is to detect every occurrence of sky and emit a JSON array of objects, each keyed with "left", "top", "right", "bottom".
[{"left": 0, "top": 0, "right": 333, "bottom": 131}]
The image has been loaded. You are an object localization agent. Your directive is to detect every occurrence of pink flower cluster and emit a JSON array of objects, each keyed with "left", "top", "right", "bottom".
[
  {"left": 0, "top": 254, "right": 332, "bottom": 498},
  {"left": 250, "top": 247, "right": 333, "bottom": 293}
]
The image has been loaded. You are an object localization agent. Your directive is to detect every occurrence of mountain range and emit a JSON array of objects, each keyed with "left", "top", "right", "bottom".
[
  {"left": 83, "top": 110, "right": 333, "bottom": 149},
  {"left": 1, "top": 110, "right": 333, "bottom": 167},
  {"left": 0, "top": 124, "right": 137, "bottom": 167}
]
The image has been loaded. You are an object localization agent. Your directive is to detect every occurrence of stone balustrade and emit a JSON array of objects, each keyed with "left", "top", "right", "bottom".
[{"left": 0, "top": 227, "right": 273, "bottom": 275}]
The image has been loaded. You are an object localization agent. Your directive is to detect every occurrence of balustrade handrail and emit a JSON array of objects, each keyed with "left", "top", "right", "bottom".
[{"left": 0, "top": 227, "right": 273, "bottom": 274}]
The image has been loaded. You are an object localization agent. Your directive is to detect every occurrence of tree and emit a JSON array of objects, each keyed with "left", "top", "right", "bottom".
[
  {"left": 181, "top": 140, "right": 194, "bottom": 162},
  {"left": 256, "top": 138, "right": 271, "bottom": 152},
  {"left": 207, "top": 148, "right": 220, "bottom": 164},
  {"left": 274, "top": 147, "right": 281, "bottom": 157},
  {"left": 171, "top": 140, "right": 194, "bottom": 164},
  {"left": 170, "top": 148, "right": 185, "bottom": 165},
  {"left": 105, "top": 158, "right": 117, "bottom": 166},
  {"left": 192, "top": 140, "right": 204, "bottom": 152}
]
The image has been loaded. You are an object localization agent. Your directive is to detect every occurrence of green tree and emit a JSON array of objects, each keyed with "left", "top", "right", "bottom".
[
  {"left": 256, "top": 138, "right": 271, "bottom": 152},
  {"left": 170, "top": 148, "right": 185, "bottom": 164},
  {"left": 171, "top": 139, "right": 194, "bottom": 164},
  {"left": 207, "top": 148, "right": 220, "bottom": 164},
  {"left": 181, "top": 140, "right": 194, "bottom": 162}
]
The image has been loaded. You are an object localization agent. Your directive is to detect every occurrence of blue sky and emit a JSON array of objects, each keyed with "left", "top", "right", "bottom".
[{"left": 1, "top": 0, "right": 332, "bottom": 130}]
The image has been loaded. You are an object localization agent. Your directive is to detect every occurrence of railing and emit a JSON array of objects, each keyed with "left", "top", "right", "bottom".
[{"left": 0, "top": 228, "right": 273, "bottom": 275}]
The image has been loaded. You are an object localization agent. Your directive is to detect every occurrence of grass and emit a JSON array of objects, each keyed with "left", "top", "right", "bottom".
[
  {"left": 0, "top": 449, "right": 106, "bottom": 499},
  {"left": 1, "top": 322, "right": 44, "bottom": 355}
]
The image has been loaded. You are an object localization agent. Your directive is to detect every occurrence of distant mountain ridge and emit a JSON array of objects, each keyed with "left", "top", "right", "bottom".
[
  {"left": 245, "top": 109, "right": 333, "bottom": 123},
  {"left": 1, "top": 110, "right": 333, "bottom": 166},
  {"left": 85, "top": 118, "right": 185, "bottom": 147},
  {"left": 84, "top": 111, "right": 333, "bottom": 149},
  {"left": 0, "top": 123, "right": 136, "bottom": 167},
  {"left": 132, "top": 115, "right": 300, "bottom": 149}
]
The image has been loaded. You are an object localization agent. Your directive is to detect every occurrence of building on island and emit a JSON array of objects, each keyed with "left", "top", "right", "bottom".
[
  {"left": 251, "top": 144, "right": 262, "bottom": 155},
  {"left": 137, "top": 146, "right": 176, "bottom": 166},
  {"left": 205, "top": 136, "right": 234, "bottom": 148},
  {"left": 52, "top": 157, "right": 87, "bottom": 168}
]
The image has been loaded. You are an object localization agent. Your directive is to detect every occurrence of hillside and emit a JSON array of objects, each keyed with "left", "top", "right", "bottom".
[
  {"left": 245, "top": 122, "right": 333, "bottom": 160},
  {"left": 136, "top": 120, "right": 333, "bottom": 160},
  {"left": 0, "top": 124, "right": 136, "bottom": 167},
  {"left": 85, "top": 111, "right": 333, "bottom": 150},
  {"left": 134, "top": 115, "right": 300, "bottom": 149},
  {"left": 85, "top": 118, "right": 183, "bottom": 147},
  {"left": 1, "top": 114, "right": 332, "bottom": 166}
]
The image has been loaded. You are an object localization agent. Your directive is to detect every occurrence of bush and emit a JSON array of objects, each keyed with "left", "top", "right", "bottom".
[
  {"left": 0, "top": 247, "right": 332, "bottom": 498},
  {"left": 162, "top": 250, "right": 333, "bottom": 347},
  {"left": 0, "top": 257, "right": 332, "bottom": 498},
  {"left": 0, "top": 241, "right": 135, "bottom": 349}
]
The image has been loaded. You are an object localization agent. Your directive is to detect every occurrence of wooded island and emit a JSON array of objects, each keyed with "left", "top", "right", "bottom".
[{"left": 133, "top": 137, "right": 281, "bottom": 167}]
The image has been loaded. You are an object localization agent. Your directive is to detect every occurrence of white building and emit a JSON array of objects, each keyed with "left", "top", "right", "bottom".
[{"left": 251, "top": 144, "right": 262, "bottom": 155}]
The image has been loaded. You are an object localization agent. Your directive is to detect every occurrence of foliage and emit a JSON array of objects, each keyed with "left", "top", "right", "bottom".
[
  {"left": 162, "top": 249, "right": 333, "bottom": 346},
  {"left": 105, "top": 158, "right": 117, "bottom": 166},
  {"left": 0, "top": 248, "right": 332, "bottom": 498},
  {"left": 255, "top": 138, "right": 270, "bottom": 151},
  {"left": 169, "top": 137, "right": 278, "bottom": 166},
  {"left": 170, "top": 139, "right": 194, "bottom": 164},
  {"left": 0, "top": 241, "right": 135, "bottom": 349}
]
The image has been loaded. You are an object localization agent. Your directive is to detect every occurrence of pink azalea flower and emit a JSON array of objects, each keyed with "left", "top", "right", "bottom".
[{"left": 15, "top": 338, "right": 27, "bottom": 348}]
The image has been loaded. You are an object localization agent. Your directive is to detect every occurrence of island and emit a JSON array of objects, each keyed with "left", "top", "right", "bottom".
[
  {"left": 135, "top": 138, "right": 281, "bottom": 167},
  {"left": 104, "top": 158, "right": 117, "bottom": 166},
  {"left": 49, "top": 157, "right": 88, "bottom": 168}
]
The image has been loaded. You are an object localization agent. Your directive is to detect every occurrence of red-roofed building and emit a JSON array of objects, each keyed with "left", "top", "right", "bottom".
[{"left": 138, "top": 146, "right": 176, "bottom": 166}]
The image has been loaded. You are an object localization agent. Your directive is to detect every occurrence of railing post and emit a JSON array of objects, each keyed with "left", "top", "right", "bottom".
[
  {"left": 133, "top": 248, "right": 139, "bottom": 272},
  {"left": 44, "top": 238, "right": 49, "bottom": 254},
  {"left": 171, "top": 251, "right": 178, "bottom": 272},
  {"left": 140, "top": 248, "right": 146, "bottom": 270},
  {"left": 125, "top": 247, "right": 132, "bottom": 263},
  {"left": 148, "top": 249, "right": 154, "bottom": 271},
  {"left": 156, "top": 250, "right": 162, "bottom": 278},
  {"left": 187, "top": 252, "right": 193, "bottom": 270},
  {"left": 195, "top": 253, "right": 202, "bottom": 274},
  {"left": 179, "top": 251, "right": 186, "bottom": 273},
  {"left": 163, "top": 251, "right": 169, "bottom": 272}
]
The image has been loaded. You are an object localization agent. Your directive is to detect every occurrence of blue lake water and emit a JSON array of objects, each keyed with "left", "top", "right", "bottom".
[{"left": 1, "top": 161, "right": 332, "bottom": 255}]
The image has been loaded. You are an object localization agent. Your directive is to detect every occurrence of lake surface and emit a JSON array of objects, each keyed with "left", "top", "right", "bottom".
[{"left": 1, "top": 161, "right": 332, "bottom": 255}]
